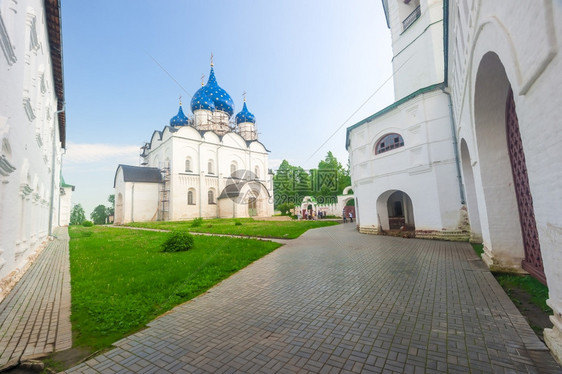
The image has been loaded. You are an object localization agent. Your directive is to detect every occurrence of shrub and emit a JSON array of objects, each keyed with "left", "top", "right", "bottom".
[
  {"left": 191, "top": 217, "right": 203, "bottom": 227},
  {"left": 162, "top": 231, "right": 195, "bottom": 252},
  {"left": 82, "top": 220, "right": 93, "bottom": 227},
  {"left": 234, "top": 220, "right": 243, "bottom": 226}
]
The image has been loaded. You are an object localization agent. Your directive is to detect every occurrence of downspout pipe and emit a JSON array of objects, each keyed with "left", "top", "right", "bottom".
[
  {"left": 48, "top": 104, "right": 65, "bottom": 236},
  {"left": 441, "top": 89, "right": 465, "bottom": 204},
  {"left": 441, "top": 0, "right": 465, "bottom": 204}
]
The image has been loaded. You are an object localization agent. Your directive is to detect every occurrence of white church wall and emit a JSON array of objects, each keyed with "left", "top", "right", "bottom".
[
  {"left": 0, "top": 0, "right": 64, "bottom": 283},
  {"left": 448, "top": 0, "right": 562, "bottom": 362},
  {"left": 387, "top": 0, "right": 445, "bottom": 100},
  {"left": 349, "top": 90, "right": 462, "bottom": 236},
  {"left": 59, "top": 186, "right": 73, "bottom": 226}
]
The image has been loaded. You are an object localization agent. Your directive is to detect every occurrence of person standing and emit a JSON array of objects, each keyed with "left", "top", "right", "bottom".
[
  {"left": 343, "top": 210, "right": 347, "bottom": 223},
  {"left": 349, "top": 212, "right": 353, "bottom": 223}
]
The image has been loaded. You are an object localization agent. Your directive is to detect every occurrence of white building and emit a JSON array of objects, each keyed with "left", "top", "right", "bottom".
[
  {"left": 347, "top": 0, "right": 562, "bottom": 362},
  {"left": 0, "top": 0, "right": 67, "bottom": 285},
  {"left": 114, "top": 63, "right": 274, "bottom": 224}
]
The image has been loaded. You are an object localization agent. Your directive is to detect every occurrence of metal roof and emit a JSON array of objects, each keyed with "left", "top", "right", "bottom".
[
  {"left": 44, "top": 0, "right": 66, "bottom": 148},
  {"left": 114, "top": 165, "right": 162, "bottom": 187}
]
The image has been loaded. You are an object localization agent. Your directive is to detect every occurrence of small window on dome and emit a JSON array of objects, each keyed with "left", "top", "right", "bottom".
[{"left": 375, "top": 133, "right": 404, "bottom": 155}]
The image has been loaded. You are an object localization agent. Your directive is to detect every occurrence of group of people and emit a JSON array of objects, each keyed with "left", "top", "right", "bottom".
[
  {"left": 297, "top": 210, "right": 327, "bottom": 220},
  {"left": 342, "top": 211, "right": 353, "bottom": 223}
]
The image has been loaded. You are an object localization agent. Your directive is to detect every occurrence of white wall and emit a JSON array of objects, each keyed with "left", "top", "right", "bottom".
[
  {"left": 59, "top": 186, "right": 73, "bottom": 226},
  {"left": 349, "top": 90, "right": 462, "bottom": 234},
  {"left": 448, "top": 0, "right": 562, "bottom": 362},
  {"left": 0, "top": 0, "right": 63, "bottom": 282},
  {"left": 387, "top": 0, "right": 445, "bottom": 100}
]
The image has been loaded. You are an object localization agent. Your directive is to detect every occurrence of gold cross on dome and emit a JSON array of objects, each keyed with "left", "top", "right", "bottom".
[
  {"left": 242, "top": 91, "right": 247, "bottom": 102},
  {"left": 210, "top": 52, "right": 214, "bottom": 67},
  {"left": 201, "top": 73, "right": 205, "bottom": 86},
  {"left": 179, "top": 95, "right": 182, "bottom": 106}
]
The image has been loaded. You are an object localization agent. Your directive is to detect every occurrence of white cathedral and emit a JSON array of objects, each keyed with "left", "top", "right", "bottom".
[
  {"left": 114, "top": 62, "right": 274, "bottom": 224},
  {"left": 347, "top": 0, "right": 562, "bottom": 362}
]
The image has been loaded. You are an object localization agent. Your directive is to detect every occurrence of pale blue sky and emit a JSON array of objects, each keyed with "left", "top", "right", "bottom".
[{"left": 61, "top": 0, "right": 395, "bottom": 215}]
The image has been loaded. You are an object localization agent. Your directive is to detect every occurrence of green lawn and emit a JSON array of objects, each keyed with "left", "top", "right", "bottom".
[
  {"left": 69, "top": 225, "right": 281, "bottom": 349},
  {"left": 127, "top": 218, "right": 339, "bottom": 239}
]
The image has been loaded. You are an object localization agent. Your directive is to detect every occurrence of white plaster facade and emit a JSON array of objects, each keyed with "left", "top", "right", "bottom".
[
  {"left": 447, "top": 0, "right": 562, "bottom": 362},
  {"left": 0, "top": 0, "right": 66, "bottom": 284},
  {"left": 347, "top": 0, "right": 466, "bottom": 239},
  {"left": 348, "top": 0, "right": 562, "bottom": 362}
]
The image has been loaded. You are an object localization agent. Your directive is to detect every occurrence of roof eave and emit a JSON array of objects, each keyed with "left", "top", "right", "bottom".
[
  {"left": 345, "top": 83, "right": 444, "bottom": 149},
  {"left": 44, "top": 0, "right": 65, "bottom": 148}
]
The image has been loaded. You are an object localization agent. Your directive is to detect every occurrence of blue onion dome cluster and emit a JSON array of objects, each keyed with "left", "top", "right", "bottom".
[
  {"left": 235, "top": 101, "right": 256, "bottom": 124},
  {"left": 190, "top": 67, "right": 234, "bottom": 116},
  {"left": 169, "top": 104, "right": 189, "bottom": 126}
]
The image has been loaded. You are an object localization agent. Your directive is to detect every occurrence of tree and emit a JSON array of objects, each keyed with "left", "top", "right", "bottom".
[
  {"left": 107, "top": 194, "right": 115, "bottom": 216},
  {"left": 90, "top": 204, "right": 109, "bottom": 225},
  {"left": 273, "top": 160, "right": 312, "bottom": 209},
  {"left": 70, "top": 204, "right": 86, "bottom": 225}
]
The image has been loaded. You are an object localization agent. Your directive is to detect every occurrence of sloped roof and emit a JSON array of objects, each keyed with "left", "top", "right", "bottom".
[
  {"left": 114, "top": 165, "right": 162, "bottom": 187},
  {"left": 44, "top": 0, "right": 66, "bottom": 148}
]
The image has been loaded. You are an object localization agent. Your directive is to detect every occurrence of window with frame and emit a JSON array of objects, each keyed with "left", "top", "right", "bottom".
[
  {"left": 187, "top": 190, "right": 195, "bottom": 205},
  {"left": 375, "top": 133, "right": 404, "bottom": 154},
  {"left": 185, "top": 157, "right": 192, "bottom": 172},
  {"left": 230, "top": 162, "right": 237, "bottom": 176},
  {"left": 208, "top": 189, "right": 215, "bottom": 204},
  {"left": 207, "top": 159, "right": 214, "bottom": 174},
  {"left": 254, "top": 166, "right": 260, "bottom": 180}
]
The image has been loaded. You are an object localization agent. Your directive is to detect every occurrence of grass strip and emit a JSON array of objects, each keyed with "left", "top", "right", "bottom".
[
  {"left": 69, "top": 225, "right": 281, "bottom": 349},
  {"left": 127, "top": 217, "right": 339, "bottom": 239}
]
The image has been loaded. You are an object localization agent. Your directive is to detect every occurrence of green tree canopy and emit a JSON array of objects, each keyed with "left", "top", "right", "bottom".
[
  {"left": 70, "top": 204, "right": 86, "bottom": 225},
  {"left": 90, "top": 204, "right": 109, "bottom": 225},
  {"left": 107, "top": 194, "right": 115, "bottom": 216},
  {"left": 272, "top": 152, "right": 351, "bottom": 209}
]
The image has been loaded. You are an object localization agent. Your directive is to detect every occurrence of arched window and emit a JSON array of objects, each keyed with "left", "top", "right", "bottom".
[
  {"left": 230, "top": 161, "right": 237, "bottom": 176},
  {"left": 185, "top": 157, "right": 192, "bottom": 172},
  {"left": 254, "top": 166, "right": 260, "bottom": 180},
  {"left": 208, "top": 189, "right": 215, "bottom": 204},
  {"left": 207, "top": 159, "right": 214, "bottom": 174},
  {"left": 375, "top": 133, "right": 404, "bottom": 155},
  {"left": 187, "top": 189, "right": 195, "bottom": 205}
]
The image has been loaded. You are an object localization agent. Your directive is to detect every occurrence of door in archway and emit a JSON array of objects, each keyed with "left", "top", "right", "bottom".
[
  {"left": 506, "top": 89, "right": 546, "bottom": 284},
  {"left": 248, "top": 196, "right": 257, "bottom": 217}
]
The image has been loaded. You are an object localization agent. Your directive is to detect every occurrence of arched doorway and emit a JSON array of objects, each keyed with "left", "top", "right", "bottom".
[
  {"left": 248, "top": 192, "right": 257, "bottom": 217},
  {"left": 376, "top": 190, "right": 415, "bottom": 231},
  {"left": 506, "top": 89, "right": 544, "bottom": 283},
  {"left": 473, "top": 52, "right": 544, "bottom": 283}
]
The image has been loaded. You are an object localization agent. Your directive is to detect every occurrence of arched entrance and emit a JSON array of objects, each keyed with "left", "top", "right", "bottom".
[
  {"left": 115, "top": 193, "right": 124, "bottom": 225},
  {"left": 248, "top": 192, "right": 257, "bottom": 217},
  {"left": 376, "top": 190, "right": 415, "bottom": 231},
  {"left": 473, "top": 52, "right": 545, "bottom": 283},
  {"left": 506, "top": 89, "right": 544, "bottom": 283}
]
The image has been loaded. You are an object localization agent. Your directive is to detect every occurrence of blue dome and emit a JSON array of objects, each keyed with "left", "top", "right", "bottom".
[
  {"left": 235, "top": 101, "right": 256, "bottom": 124},
  {"left": 191, "top": 86, "right": 215, "bottom": 112},
  {"left": 190, "top": 67, "right": 234, "bottom": 116},
  {"left": 169, "top": 105, "right": 189, "bottom": 126}
]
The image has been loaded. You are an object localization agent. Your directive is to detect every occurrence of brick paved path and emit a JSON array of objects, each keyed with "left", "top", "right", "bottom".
[
  {"left": 65, "top": 224, "right": 561, "bottom": 373},
  {"left": 0, "top": 227, "right": 71, "bottom": 369}
]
